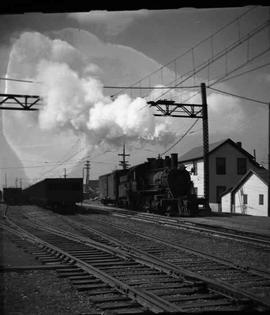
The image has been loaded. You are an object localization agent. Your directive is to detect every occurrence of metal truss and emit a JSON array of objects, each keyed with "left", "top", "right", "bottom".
[
  {"left": 0, "top": 93, "right": 41, "bottom": 111},
  {"left": 147, "top": 99, "right": 203, "bottom": 118}
]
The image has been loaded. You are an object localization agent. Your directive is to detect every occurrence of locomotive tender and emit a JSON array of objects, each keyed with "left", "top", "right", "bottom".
[
  {"left": 23, "top": 178, "right": 83, "bottom": 212},
  {"left": 99, "top": 153, "right": 198, "bottom": 216}
]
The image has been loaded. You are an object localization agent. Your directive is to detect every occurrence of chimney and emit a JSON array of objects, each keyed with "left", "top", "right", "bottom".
[
  {"left": 253, "top": 149, "right": 256, "bottom": 161},
  {"left": 171, "top": 153, "right": 178, "bottom": 169},
  {"left": 236, "top": 141, "right": 242, "bottom": 148}
]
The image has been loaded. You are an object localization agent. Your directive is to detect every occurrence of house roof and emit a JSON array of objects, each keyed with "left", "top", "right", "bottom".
[
  {"left": 178, "top": 138, "right": 258, "bottom": 166},
  {"left": 230, "top": 169, "right": 269, "bottom": 195},
  {"left": 250, "top": 169, "right": 269, "bottom": 185}
]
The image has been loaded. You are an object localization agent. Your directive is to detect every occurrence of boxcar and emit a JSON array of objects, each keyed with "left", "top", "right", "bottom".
[
  {"left": 99, "top": 170, "right": 128, "bottom": 205},
  {"left": 3, "top": 188, "right": 23, "bottom": 205},
  {"left": 23, "top": 178, "right": 83, "bottom": 211}
]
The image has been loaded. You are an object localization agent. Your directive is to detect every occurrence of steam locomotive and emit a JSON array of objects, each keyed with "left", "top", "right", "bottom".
[{"left": 99, "top": 153, "right": 199, "bottom": 216}]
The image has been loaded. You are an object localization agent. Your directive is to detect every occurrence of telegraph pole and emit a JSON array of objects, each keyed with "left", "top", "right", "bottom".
[
  {"left": 268, "top": 103, "right": 270, "bottom": 217},
  {"left": 118, "top": 143, "right": 130, "bottom": 170},
  {"left": 64, "top": 168, "right": 67, "bottom": 179},
  {"left": 84, "top": 160, "right": 90, "bottom": 193},
  {"left": 201, "top": 83, "right": 210, "bottom": 211}
]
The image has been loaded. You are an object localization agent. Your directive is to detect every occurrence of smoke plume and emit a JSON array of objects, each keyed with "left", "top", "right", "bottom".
[{"left": 8, "top": 32, "right": 176, "bottom": 148}]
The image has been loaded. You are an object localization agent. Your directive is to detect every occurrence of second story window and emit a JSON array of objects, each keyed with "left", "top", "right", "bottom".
[
  {"left": 192, "top": 161, "right": 197, "bottom": 175},
  {"left": 237, "top": 158, "right": 247, "bottom": 175},
  {"left": 216, "top": 157, "right": 226, "bottom": 175}
]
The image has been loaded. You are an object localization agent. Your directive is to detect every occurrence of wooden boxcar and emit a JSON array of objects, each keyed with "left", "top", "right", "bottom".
[{"left": 99, "top": 170, "right": 128, "bottom": 205}]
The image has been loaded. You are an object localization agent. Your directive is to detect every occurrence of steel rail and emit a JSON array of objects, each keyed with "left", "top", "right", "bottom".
[
  {"left": 131, "top": 213, "right": 270, "bottom": 248},
  {"left": 82, "top": 204, "right": 270, "bottom": 248},
  {"left": 22, "top": 213, "right": 270, "bottom": 310},
  {"left": 66, "top": 215, "right": 270, "bottom": 280},
  {"left": 1, "top": 217, "right": 185, "bottom": 313}
]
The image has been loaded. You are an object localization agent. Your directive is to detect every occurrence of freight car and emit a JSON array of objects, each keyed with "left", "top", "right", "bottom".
[
  {"left": 23, "top": 178, "right": 83, "bottom": 213},
  {"left": 99, "top": 153, "right": 199, "bottom": 216},
  {"left": 99, "top": 170, "right": 128, "bottom": 205},
  {"left": 3, "top": 187, "right": 23, "bottom": 205}
]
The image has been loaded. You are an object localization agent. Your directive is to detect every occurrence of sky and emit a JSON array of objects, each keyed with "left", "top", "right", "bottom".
[{"left": 0, "top": 5, "right": 269, "bottom": 188}]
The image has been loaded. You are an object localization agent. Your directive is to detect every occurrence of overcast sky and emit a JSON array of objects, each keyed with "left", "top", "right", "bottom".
[{"left": 0, "top": 5, "right": 269, "bottom": 188}]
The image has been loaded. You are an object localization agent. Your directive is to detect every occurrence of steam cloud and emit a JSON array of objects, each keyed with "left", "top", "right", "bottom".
[{"left": 8, "top": 32, "right": 176, "bottom": 148}]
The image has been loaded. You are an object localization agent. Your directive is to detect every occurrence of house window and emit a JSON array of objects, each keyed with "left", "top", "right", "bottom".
[
  {"left": 243, "top": 194, "right": 248, "bottom": 204},
  {"left": 237, "top": 158, "right": 247, "bottom": 175},
  {"left": 259, "top": 194, "right": 264, "bottom": 205},
  {"left": 216, "top": 158, "right": 226, "bottom": 175},
  {"left": 216, "top": 186, "right": 226, "bottom": 203},
  {"left": 191, "top": 161, "right": 197, "bottom": 175}
]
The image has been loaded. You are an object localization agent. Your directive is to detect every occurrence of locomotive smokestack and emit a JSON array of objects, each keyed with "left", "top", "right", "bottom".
[
  {"left": 164, "top": 156, "right": 171, "bottom": 168},
  {"left": 171, "top": 153, "right": 178, "bottom": 169}
]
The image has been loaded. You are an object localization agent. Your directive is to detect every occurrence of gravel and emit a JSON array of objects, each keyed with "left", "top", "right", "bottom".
[{"left": 1, "top": 270, "right": 98, "bottom": 314}]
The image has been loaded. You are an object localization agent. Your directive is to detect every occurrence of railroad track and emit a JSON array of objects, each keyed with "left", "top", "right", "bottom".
[
  {"left": 2, "top": 214, "right": 269, "bottom": 313},
  {"left": 83, "top": 204, "right": 270, "bottom": 250},
  {"left": 47, "top": 213, "right": 270, "bottom": 305}
]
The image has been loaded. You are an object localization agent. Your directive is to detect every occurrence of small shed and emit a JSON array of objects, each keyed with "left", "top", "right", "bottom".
[{"left": 221, "top": 169, "right": 269, "bottom": 216}]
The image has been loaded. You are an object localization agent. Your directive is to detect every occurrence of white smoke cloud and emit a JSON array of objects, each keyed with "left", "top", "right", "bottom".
[
  {"left": 8, "top": 32, "right": 176, "bottom": 148},
  {"left": 6, "top": 31, "right": 248, "bottom": 154}
]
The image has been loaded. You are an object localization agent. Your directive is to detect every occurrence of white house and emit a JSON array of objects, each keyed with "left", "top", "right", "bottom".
[
  {"left": 221, "top": 169, "right": 269, "bottom": 217},
  {"left": 178, "top": 138, "right": 264, "bottom": 212}
]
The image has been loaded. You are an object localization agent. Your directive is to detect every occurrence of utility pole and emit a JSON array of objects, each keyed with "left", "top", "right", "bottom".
[
  {"left": 118, "top": 143, "right": 130, "bottom": 170},
  {"left": 19, "top": 178, "right": 22, "bottom": 189},
  {"left": 15, "top": 177, "right": 18, "bottom": 188},
  {"left": 64, "top": 168, "right": 67, "bottom": 179},
  {"left": 84, "top": 160, "right": 90, "bottom": 193},
  {"left": 268, "top": 103, "right": 270, "bottom": 217},
  {"left": 201, "top": 83, "right": 210, "bottom": 211},
  {"left": 147, "top": 82, "right": 210, "bottom": 211},
  {"left": 5, "top": 173, "right": 7, "bottom": 188}
]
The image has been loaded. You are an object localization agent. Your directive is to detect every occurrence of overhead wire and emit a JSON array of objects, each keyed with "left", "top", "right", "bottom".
[
  {"left": 111, "top": 6, "right": 257, "bottom": 98},
  {"left": 207, "top": 86, "right": 268, "bottom": 105},
  {"left": 0, "top": 76, "right": 39, "bottom": 83},
  {"left": 153, "top": 19, "right": 270, "bottom": 102},
  {"left": 208, "top": 47, "right": 270, "bottom": 87},
  {"left": 208, "top": 61, "right": 270, "bottom": 84},
  {"left": 161, "top": 119, "right": 200, "bottom": 156}
]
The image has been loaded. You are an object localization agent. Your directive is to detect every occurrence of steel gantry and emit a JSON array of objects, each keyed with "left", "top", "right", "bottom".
[
  {"left": 147, "top": 83, "right": 210, "bottom": 211},
  {"left": 0, "top": 93, "right": 41, "bottom": 111}
]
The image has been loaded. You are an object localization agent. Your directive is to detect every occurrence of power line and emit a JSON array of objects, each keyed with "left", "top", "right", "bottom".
[
  {"left": 105, "top": 85, "right": 200, "bottom": 90},
  {"left": 0, "top": 76, "right": 39, "bottom": 83},
  {"left": 207, "top": 86, "right": 268, "bottom": 105},
  {"left": 209, "top": 61, "right": 270, "bottom": 84},
  {"left": 161, "top": 118, "right": 200, "bottom": 156},
  {"left": 0, "top": 159, "right": 115, "bottom": 171},
  {"left": 153, "top": 19, "right": 270, "bottom": 102},
  {"left": 112, "top": 6, "right": 257, "bottom": 98},
  {"left": 208, "top": 47, "right": 270, "bottom": 87}
]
